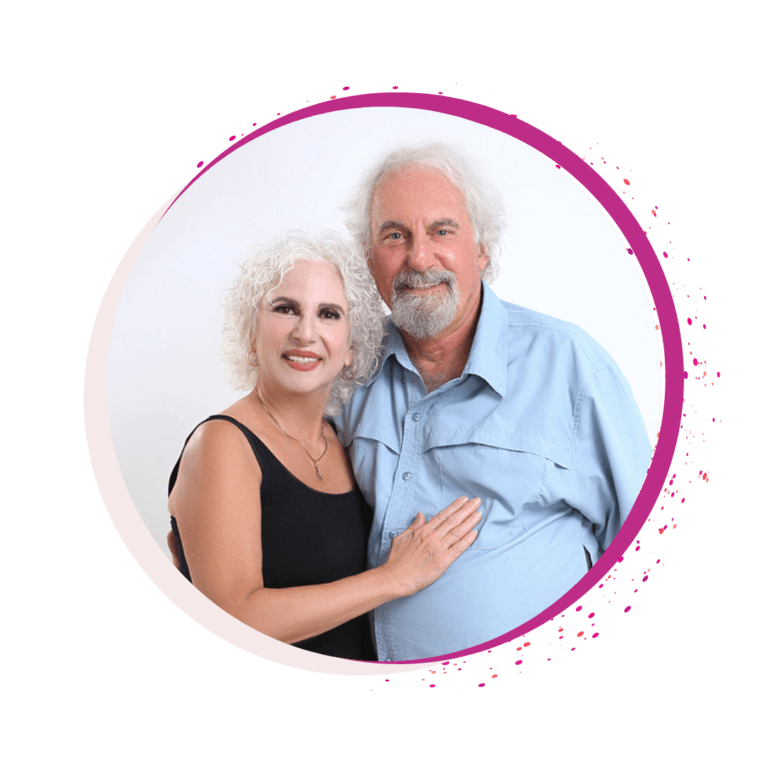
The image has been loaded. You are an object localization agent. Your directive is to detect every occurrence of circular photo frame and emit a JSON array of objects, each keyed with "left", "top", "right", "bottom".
[{"left": 86, "top": 92, "right": 682, "bottom": 673}]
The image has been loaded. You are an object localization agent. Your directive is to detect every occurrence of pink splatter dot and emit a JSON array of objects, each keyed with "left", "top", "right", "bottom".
[
  {"left": 478, "top": 683, "right": 485, "bottom": 687},
  {"left": 624, "top": 606, "right": 632, "bottom": 613},
  {"left": 196, "top": 161, "right": 204, "bottom": 168},
  {"left": 228, "top": 135, "right": 236, "bottom": 141},
  {"left": 592, "top": 633, "right": 599, "bottom": 638},
  {"left": 392, "top": 85, "right": 399, "bottom": 90},
  {"left": 575, "top": 605, "right": 582, "bottom": 612},
  {"left": 515, "top": 660, "right": 523, "bottom": 666},
  {"left": 687, "top": 318, "right": 692, "bottom": 325},
  {"left": 588, "top": 612, "right": 595, "bottom": 618},
  {"left": 623, "top": 179, "right": 630, "bottom": 185},
  {"left": 663, "top": 251, "right": 668, "bottom": 258},
  {"left": 717, "top": 372, "right": 720, "bottom": 377},
  {"left": 693, "top": 358, "right": 698, "bottom": 366},
  {"left": 684, "top": 371, "right": 688, "bottom": 379},
  {"left": 343, "top": 86, "right": 350, "bottom": 90}
]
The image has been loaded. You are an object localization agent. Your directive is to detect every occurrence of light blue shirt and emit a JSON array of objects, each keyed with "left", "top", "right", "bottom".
[{"left": 338, "top": 284, "right": 652, "bottom": 661}]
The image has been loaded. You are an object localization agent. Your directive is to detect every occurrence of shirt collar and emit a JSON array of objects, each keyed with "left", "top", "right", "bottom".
[{"left": 370, "top": 282, "right": 508, "bottom": 396}]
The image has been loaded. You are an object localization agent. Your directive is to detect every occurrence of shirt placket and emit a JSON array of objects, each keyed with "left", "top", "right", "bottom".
[{"left": 375, "top": 366, "right": 426, "bottom": 660}]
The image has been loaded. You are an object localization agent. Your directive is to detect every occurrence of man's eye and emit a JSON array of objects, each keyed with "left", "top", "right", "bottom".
[
  {"left": 387, "top": 232, "right": 403, "bottom": 240},
  {"left": 436, "top": 229, "right": 449, "bottom": 236}
]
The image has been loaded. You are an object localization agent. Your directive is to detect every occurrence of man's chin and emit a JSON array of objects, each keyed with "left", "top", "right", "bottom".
[{"left": 391, "top": 293, "right": 457, "bottom": 339}]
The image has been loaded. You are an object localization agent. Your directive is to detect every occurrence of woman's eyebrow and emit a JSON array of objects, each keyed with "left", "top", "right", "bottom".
[
  {"left": 319, "top": 302, "right": 346, "bottom": 315},
  {"left": 268, "top": 295, "right": 299, "bottom": 307}
]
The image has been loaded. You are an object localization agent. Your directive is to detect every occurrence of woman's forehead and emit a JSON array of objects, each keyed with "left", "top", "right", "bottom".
[{"left": 270, "top": 259, "right": 346, "bottom": 303}]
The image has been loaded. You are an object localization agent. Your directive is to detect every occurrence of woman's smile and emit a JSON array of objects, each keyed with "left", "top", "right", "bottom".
[{"left": 282, "top": 348, "right": 323, "bottom": 371}]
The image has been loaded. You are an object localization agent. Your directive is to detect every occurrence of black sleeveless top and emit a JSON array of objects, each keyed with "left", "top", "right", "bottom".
[{"left": 169, "top": 415, "right": 376, "bottom": 661}]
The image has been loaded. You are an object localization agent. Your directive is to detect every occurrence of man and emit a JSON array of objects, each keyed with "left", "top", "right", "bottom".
[{"left": 338, "top": 143, "right": 652, "bottom": 661}]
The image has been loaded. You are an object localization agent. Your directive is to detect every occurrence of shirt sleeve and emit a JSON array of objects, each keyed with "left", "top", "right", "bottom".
[{"left": 574, "top": 364, "right": 653, "bottom": 554}]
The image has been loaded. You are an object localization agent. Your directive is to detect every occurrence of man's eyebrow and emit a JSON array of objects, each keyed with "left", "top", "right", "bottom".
[
  {"left": 431, "top": 218, "right": 461, "bottom": 229},
  {"left": 377, "top": 220, "right": 407, "bottom": 234}
]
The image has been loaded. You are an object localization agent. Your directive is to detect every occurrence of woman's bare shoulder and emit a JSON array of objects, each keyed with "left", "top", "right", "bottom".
[{"left": 171, "top": 415, "right": 262, "bottom": 514}]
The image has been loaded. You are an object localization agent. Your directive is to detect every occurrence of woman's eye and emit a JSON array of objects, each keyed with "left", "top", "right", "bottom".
[
  {"left": 273, "top": 305, "right": 294, "bottom": 314},
  {"left": 321, "top": 310, "right": 340, "bottom": 320}
]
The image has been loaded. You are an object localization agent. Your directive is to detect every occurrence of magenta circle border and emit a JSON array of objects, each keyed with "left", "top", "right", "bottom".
[{"left": 166, "top": 92, "right": 683, "bottom": 665}]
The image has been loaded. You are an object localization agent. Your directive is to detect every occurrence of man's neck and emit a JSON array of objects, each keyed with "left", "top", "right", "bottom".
[{"left": 400, "top": 290, "right": 483, "bottom": 393}]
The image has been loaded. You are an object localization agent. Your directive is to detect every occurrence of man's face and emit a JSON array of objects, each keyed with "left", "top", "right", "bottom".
[{"left": 368, "top": 166, "right": 488, "bottom": 340}]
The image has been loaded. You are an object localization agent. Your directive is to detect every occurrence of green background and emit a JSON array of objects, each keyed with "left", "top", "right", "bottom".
[{"left": 9, "top": 2, "right": 765, "bottom": 765}]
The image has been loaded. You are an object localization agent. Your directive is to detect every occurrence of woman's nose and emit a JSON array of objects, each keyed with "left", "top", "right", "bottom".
[{"left": 291, "top": 313, "right": 317, "bottom": 344}]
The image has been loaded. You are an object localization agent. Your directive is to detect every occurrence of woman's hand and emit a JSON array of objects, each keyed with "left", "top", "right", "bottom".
[{"left": 378, "top": 496, "right": 481, "bottom": 597}]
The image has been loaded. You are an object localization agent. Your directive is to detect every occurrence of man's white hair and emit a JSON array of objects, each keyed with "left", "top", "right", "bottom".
[{"left": 344, "top": 142, "right": 505, "bottom": 283}]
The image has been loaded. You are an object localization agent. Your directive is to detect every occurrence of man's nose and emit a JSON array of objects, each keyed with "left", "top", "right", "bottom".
[{"left": 406, "top": 232, "right": 437, "bottom": 272}]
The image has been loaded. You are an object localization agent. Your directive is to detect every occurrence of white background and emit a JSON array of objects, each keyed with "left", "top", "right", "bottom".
[{"left": 107, "top": 105, "right": 661, "bottom": 552}]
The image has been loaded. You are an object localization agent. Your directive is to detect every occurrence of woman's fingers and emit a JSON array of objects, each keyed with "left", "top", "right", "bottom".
[
  {"left": 405, "top": 511, "right": 426, "bottom": 531},
  {"left": 428, "top": 497, "right": 482, "bottom": 537}
]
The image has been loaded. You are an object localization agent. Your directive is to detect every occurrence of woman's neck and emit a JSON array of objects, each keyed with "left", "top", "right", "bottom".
[{"left": 250, "top": 382, "right": 329, "bottom": 444}]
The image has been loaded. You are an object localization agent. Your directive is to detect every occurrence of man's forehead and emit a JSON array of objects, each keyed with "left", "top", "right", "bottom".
[{"left": 371, "top": 165, "right": 466, "bottom": 210}]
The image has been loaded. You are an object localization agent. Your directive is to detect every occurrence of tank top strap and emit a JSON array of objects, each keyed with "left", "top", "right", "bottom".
[{"left": 168, "top": 414, "right": 283, "bottom": 495}]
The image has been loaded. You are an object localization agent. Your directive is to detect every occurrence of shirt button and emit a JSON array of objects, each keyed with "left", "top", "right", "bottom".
[
  {"left": 388, "top": 531, "right": 397, "bottom": 540},
  {"left": 402, "top": 472, "right": 411, "bottom": 481},
  {"left": 411, "top": 413, "right": 421, "bottom": 422}
]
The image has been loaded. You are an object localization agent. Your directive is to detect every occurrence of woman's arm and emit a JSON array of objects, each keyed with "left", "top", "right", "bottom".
[{"left": 169, "top": 419, "right": 480, "bottom": 645}]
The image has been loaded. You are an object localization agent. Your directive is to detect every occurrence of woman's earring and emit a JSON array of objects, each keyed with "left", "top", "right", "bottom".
[
  {"left": 341, "top": 364, "right": 355, "bottom": 381},
  {"left": 248, "top": 351, "right": 259, "bottom": 368}
]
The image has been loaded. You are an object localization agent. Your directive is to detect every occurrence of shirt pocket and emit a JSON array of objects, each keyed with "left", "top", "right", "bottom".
[{"left": 422, "top": 429, "right": 572, "bottom": 551}]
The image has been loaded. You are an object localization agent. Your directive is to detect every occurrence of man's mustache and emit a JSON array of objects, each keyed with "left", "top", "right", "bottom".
[{"left": 392, "top": 269, "right": 456, "bottom": 293}]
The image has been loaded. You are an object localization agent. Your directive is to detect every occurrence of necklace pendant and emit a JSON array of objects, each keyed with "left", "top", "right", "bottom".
[{"left": 315, "top": 466, "right": 323, "bottom": 481}]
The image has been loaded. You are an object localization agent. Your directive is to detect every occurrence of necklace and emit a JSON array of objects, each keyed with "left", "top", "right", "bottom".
[{"left": 255, "top": 389, "right": 328, "bottom": 481}]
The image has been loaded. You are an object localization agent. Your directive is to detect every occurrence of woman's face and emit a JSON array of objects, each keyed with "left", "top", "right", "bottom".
[{"left": 253, "top": 259, "right": 353, "bottom": 398}]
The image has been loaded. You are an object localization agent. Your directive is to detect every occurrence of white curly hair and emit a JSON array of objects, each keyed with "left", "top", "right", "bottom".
[
  {"left": 219, "top": 231, "right": 385, "bottom": 416},
  {"left": 344, "top": 142, "right": 506, "bottom": 283}
]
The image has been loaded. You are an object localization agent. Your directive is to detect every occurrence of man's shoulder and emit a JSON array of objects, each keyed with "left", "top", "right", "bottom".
[{"left": 498, "top": 299, "right": 616, "bottom": 373}]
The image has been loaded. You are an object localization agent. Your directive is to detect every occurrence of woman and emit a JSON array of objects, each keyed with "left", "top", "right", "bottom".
[{"left": 168, "top": 231, "right": 481, "bottom": 661}]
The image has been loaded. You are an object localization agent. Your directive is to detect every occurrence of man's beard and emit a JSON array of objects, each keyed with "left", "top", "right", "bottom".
[{"left": 389, "top": 269, "right": 459, "bottom": 339}]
